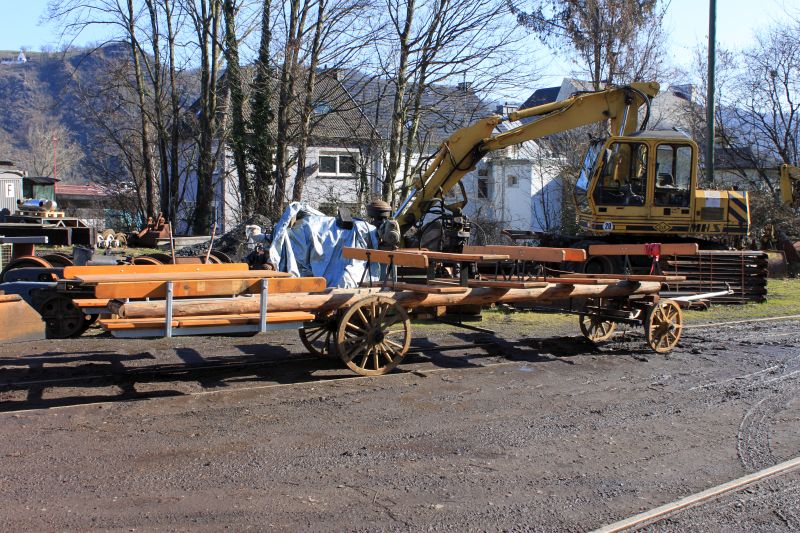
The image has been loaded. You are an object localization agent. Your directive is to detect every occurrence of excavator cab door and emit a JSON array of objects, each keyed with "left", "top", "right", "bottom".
[
  {"left": 589, "top": 141, "right": 651, "bottom": 230},
  {"left": 650, "top": 143, "right": 694, "bottom": 231}
]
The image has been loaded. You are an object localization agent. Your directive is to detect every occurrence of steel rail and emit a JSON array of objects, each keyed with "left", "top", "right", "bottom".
[{"left": 590, "top": 455, "right": 800, "bottom": 533}]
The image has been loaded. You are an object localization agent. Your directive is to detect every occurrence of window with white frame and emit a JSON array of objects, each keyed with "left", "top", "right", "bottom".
[{"left": 318, "top": 154, "right": 357, "bottom": 178}]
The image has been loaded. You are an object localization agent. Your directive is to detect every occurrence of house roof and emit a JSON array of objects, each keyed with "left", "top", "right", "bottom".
[
  {"left": 340, "top": 72, "right": 492, "bottom": 150},
  {"left": 520, "top": 86, "right": 560, "bottom": 110},
  {"left": 24, "top": 176, "right": 58, "bottom": 185},
  {"left": 55, "top": 182, "right": 107, "bottom": 199}
]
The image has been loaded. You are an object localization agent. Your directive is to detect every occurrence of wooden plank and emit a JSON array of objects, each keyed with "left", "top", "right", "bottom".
[
  {"left": 389, "top": 282, "right": 469, "bottom": 294},
  {"left": 563, "top": 249, "right": 588, "bottom": 262},
  {"left": 73, "top": 298, "right": 111, "bottom": 308},
  {"left": 463, "top": 245, "right": 566, "bottom": 263},
  {"left": 0, "top": 294, "right": 22, "bottom": 303},
  {"left": 100, "top": 311, "right": 315, "bottom": 330},
  {"left": 466, "top": 279, "right": 549, "bottom": 289},
  {"left": 63, "top": 262, "right": 250, "bottom": 279},
  {"left": 557, "top": 274, "right": 686, "bottom": 282},
  {"left": 551, "top": 278, "right": 622, "bottom": 285},
  {"left": 93, "top": 276, "right": 327, "bottom": 299},
  {"left": 74, "top": 270, "right": 292, "bottom": 284},
  {"left": 398, "top": 248, "right": 509, "bottom": 262},
  {"left": 342, "top": 247, "right": 428, "bottom": 268},
  {"left": 588, "top": 243, "right": 699, "bottom": 256}
]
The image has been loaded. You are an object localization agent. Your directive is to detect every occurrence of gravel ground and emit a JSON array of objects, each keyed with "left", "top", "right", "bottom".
[{"left": 0, "top": 316, "right": 798, "bottom": 531}]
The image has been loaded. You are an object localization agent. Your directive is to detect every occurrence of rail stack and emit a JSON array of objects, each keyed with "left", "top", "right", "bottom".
[{"left": 659, "top": 250, "right": 769, "bottom": 304}]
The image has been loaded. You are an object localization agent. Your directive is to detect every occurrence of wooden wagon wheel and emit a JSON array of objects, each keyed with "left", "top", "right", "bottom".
[
  {"left": 336, "top": 295, "right": 411, "bottom": 376},
  {"left": 579, "top": 313, "right": 617, "bottom": 342},
  {"left": 298, "top": 315, "right": 339, "bottom": 358},
  {"left": 644, "top": 299, "right": 683, "bottom": 353}
]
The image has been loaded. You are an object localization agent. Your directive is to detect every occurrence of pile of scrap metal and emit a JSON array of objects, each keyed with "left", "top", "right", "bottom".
[
  {"left": 126, "top": 213, "right": 171, "bottom": 247},
  {"left": 0, "top": 198, "right": 95, "bottom": 247}
]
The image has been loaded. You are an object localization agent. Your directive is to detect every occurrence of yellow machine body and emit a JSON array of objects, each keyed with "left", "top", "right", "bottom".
[
  {"left": 780, "top": 164, "right": 800, "bottom": 208},
  {"left": 574, "top": 131, "right": 750, "bottom": 237}
]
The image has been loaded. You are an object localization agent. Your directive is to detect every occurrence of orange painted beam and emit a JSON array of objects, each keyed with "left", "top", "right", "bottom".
[
  {"left": 588, "top": 243, "right": 699, "bottom": 256},
  {"left": 63, "top": 262, "right": 250, "bottom": 279}
]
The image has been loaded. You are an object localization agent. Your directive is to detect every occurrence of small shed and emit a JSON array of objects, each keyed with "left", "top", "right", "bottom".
[
  {"left": 0, "top": 161, "right": 23, "bottom": 213},
  {"left": 22, "top": 176, "right": 57, "bottom": 201}
]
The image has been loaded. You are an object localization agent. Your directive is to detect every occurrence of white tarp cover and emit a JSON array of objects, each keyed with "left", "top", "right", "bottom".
[{"left": 268, "top": 202, "right": 380, "bottom": 288}]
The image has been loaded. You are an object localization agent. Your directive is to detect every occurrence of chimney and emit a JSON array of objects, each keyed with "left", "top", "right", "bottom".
[{"left": 495, "top": 102, "right": 518, "bottom": 116}]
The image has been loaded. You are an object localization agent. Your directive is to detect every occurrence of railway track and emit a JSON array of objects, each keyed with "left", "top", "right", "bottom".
[{"left": 590, "top": 456, "right": 800, "bottom": 532}]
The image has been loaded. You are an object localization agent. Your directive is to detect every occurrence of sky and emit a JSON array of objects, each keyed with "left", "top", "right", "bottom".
[{"left": 0, "top": 0, "right": 795, "bottom": 91}]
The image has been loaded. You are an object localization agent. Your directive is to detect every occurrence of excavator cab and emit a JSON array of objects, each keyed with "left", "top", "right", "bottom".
[{"left": 575, "top": 131, "right": 750, "bottom": 237}]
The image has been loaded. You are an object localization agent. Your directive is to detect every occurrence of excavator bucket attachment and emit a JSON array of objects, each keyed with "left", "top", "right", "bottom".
[{"left": 0, "top": 293, "right": 46, "bottom": 344}]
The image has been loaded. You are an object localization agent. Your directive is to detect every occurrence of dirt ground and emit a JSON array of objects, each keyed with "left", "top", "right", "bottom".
[{"left": 0, "top": 311, "right": 799, "bottom": 531}]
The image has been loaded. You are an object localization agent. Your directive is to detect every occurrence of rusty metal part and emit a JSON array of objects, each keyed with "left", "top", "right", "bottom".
[
  {"left": 149, "top": 253, "right": 174, "bottom": 264},
  {"left": 335, "top": 295, "right": 411, "bottom": 376},
  {"left": 209, "top": 251, "right": 233, "bottom": 263},
  {"left": 644, "top": 299, "right": 682, "bottom": 353},
  {"left": 3, "top": 255, "right": 53, "bottom": 270},
  {"left": 132, "top": 255, "right": 162, "bottom": 265},
  {"left": 579, "top": 314, "right": 617, "bottom": 342},
  {"left": 0, "top": 294, "right": 46, "bottom": 344},
  {"left": 41, "top": 253, "right": 74, "bottom": 268},
  {"left": 298, "top": 315, "right": 340, "bottom": 358},
  {"left": 36, "top": 294, "right": 91, "bottom": 339}
]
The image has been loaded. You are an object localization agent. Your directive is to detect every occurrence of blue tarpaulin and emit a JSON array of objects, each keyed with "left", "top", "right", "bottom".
[{"left": 268, "top": 202, "right": 381, "bottom": 288}]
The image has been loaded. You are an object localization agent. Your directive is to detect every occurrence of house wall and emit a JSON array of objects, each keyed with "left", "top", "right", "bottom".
[
  {"left": 176, "top": 141, "right": 376, "bottom": 235},
  {"left": 462, "top": 156, "right": 562, "bottom": 236}
]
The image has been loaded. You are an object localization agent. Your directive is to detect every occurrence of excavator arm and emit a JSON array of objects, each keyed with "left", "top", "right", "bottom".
[
  {"left": 394, "top": 82, "right": 660, "bottom": 231},
  {"left": 780, "top": 164, "right": 800, "bottom": 208}
]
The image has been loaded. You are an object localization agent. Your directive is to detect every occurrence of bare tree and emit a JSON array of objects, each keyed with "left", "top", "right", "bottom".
[
  {"left": 374, "top": 0, "right": 529, "bottom": 205},
  {"left": 18, "top": 118, "right": 84, "bottom": 179},
  {"left": 509, "top": 0, "right": 669, "bottom": 88}
]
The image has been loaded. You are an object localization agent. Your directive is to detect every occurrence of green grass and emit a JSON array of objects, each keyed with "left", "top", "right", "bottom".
[{"left": 684, "top": 278, "right": 800, "bottom": 323}]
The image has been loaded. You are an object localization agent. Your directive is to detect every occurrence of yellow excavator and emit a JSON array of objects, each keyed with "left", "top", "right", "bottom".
[
  {"left": 385, "top": 82, "right": 750, "bottom": 254},
  {"left": 781, "top": 164, "right": 800, "bottom": 208}
]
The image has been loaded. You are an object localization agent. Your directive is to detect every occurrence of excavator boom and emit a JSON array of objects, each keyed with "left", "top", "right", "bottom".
[{"left": 395, "top": 82, "right": 660, "bottom": 230}]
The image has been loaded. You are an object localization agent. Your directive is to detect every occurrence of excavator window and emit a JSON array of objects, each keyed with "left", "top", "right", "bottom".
[
  {"left": 593, "top": 142, "right": 648, "bottom": 206},
  {"left": 654, "top": 144, "right": 692, "bottom": 207}
]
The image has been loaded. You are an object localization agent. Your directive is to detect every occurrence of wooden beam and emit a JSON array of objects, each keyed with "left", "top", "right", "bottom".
[
  {"left": 388, "top": 282, "right": 469, "bottom": 294},
  {"left": 73, "top": 270, "right": 292, "bottom": 284},
  {"left": 112, "top": 281, "right": 664, "bottom": 319},
  {"left": 466, "top": 279, "right": 549, "bottom": 289},
  {"left": 397, "top": 248, "right": 509, "bottom": 262},
  {"left": 463, "top": 245, "right": 567, "bottom": 263},
  {"left": 588, "top": 243, "right": 699, "bottom": 256},
  {"left": 63, "top": 262, "right": 250, "bottom": 279},
  {"left": 93, "top": 276, "right": 327, "bottom": 300},
  {"left": 557, "top": 274, "right": 686, "bottom": 282},
  {"left": 342, "top": 247, "right": 429, "bottom": 268},
  {"left": 100, "top": 311, "right": 316, "bottom": 330}
]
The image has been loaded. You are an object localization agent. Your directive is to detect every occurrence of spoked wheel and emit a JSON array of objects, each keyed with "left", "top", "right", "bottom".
[
  {"left": 579, "top": 313, "right": 617, "bottom": 342},
  {"left": 37, "top": 294, "right": 91, "bottom": 339},
  {"left": 335, "top": 295, "right": 411, "bottom": 376},
  {"left": 644, "top": 299, "right": 683, "bottom": 353},
  {"left": 299, "top": 315, "right": 339, "bottom": 358}
]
